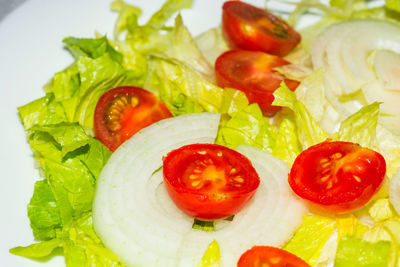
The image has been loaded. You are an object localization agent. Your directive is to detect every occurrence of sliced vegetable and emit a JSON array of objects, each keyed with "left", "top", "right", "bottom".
[
  {"left": 310, "top": 20, "right": 400, "bottom": 134},
  {"left": 289, "top": 141, "right": 386, "bottom": 213},
  {"left": 273, "top": 82, "right": 328, "bottom": 149},
  {"left": 93, "top": 113, "right": 306, "bottom": 266},
  {"left": 215, "top": 50, "right": 299, "bottom": 116},
  {"left": 237, "top": 246, "right": 310, "bottom": 267},
  {"left": 163, "top": 143, "right": 260, "bottom": 220},
  {"left": 222, "top": 1, "right": 301, "bottom": 56},
  {"left": 94, "top": 86, "right": 172, "bottom": 151}
]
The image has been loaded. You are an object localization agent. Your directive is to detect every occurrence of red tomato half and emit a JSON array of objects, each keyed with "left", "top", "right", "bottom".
[
  {"left": 237, "top": 246, "right": 310, "bottom": 267},
  {"left": 163, "top": 144, "right": 260, "bottom": 220},
  {"left": 289, "top": 141, "right": 386, "bottom": 213},
  {"left": 94, "top": 86, "right": 172, "bottom": 151},
  {"left": 215, "top": 49, "right": 299, "bottom": 116},
  {"left": 222, "top": 1, "right": 301, "bottom": 57}
]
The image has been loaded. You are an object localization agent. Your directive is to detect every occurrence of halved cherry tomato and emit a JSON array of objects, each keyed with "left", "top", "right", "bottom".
[
  {"left": 215, "top": 49, "right": 299, "bottom": 116},
  {"left": 163, "top": 143, "right": 260, "bottom": 220},
  {"left": 222, "top": 1, "right": 301, "bottom": 57},
  {"left": 289, "top": 141, "right": 386, "bottom": 214},
  {"left": 237, "top": 246, "right": 310, "bottom": 267},
  {"left": 94, "top": 86, "right": 172, "bottom": 151}
]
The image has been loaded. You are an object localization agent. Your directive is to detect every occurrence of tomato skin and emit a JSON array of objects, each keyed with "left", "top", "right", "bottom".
[
  {"left": 222, "top": 1, "right": 301, "bottom": 57},
  {"left": 94, "top": 86, "right": 172, "bottom": 152},
  {"left": 237, "top": 246, "right": 310, "bottom": 267},
  {"left": 215, "top": 49, "right": 299, "bottom": 116},
  {"left": 289, "top": 141, "right": 386, "bottom": 214},
  {"left": 162, "top": 144, "right": 260, "bottom": 220}
]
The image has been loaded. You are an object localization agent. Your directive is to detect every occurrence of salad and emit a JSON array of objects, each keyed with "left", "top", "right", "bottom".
[{"left": 9, "top": 0, "right": 400, "bottom": 266}]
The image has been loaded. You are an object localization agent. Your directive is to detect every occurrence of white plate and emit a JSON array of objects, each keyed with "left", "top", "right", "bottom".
[{"left": 0, "top": 0, "right": 268, "bottom": 266}]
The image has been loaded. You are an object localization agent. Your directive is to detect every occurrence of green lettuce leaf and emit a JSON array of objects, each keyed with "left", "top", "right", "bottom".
[
  {"left": 63, "top": 36, "right": 123, "bottom": 63},
  {"left": 273, "top": 82, "right": 328, "bottom": 150},
  {"left": 336, "top": 102, "right": 380, "bottom": 148},
  {"left": 10, "top": 239, "right": 61, "bottom": 258},
  {"left": 369, "top": 199, "right": 396, "bottom": 222},
  {"left": 18, "top": 93, "right": 67, "bottom": 129},
  {"left": 216, "top": 104, "right": 276, "bottom": 151},
  {"left": 198, "top": 240, "right": 221, "bottom": 267},
  {"left": 27, "top": 180, "right": 62, "bottom": 240},
  {"left": 68, "top": 54, "right": 136, "bottom": 129},
  {"left": 112, "top": 0, "right": 192, "bottom": 53},
  {"left": 195, "top": 27, "right": 230, "bottom": 67},
  {"left": 385, "top": 0, "right": 400, "bottom": 13},
  {"left": 166, "top": 15, "right": 214, "bottom": 80},
  {"left": 336, "top": 215, "right": 369, "bottom": 241},
  {"left": 30, "top": 123, "right": 89, "bottom": 157},
  {"left": 334, "top": 236, "right": 391, "bottom": 267},
  {"left": 145, "top": 54, "right": 222, "bottom": 115},
  {"left": 15, "top": 121, "right": 112, "bottom": 264},
  {"left": 68, "top": 213, "right": 124, "bottom": 266},
  {"left": 272, "top": 116, "right": 301, "bottom": 165},
  {"left": 284, "top": 215, "right": 337, "bottom": 265}
]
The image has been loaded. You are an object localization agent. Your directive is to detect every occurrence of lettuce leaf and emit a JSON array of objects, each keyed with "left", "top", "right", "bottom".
[
  {"left": 198, "top": 240, "right": 221, "bottom": 267},
  {"left": 336, "top": 215, "right": 369, "bottom": 241},
  {"left": 284, "top": 215, "right": 337, "bottom": 265},
  {"left": 18, "top": 93, "right": 67, "bottom": 129},
  {"left": 273, "top": 82, "right": 328, "bottom": 150},
  {"left": 336, "top": 102, "right": 380, "bottom": 148},
  {"left": 145, "top": 54, "right": 222, "bottom": 115},
  {"left": 334, "top": 236, "right": 392, "bottom": 267},
  {"left": 369, "top": 199, "right": 396, "bottom": 222},
  {"left": 272, "top": 116, "right": 301, "bottom": 165},
  {"left": 63, "top": 36, "right": 123, "bottom": 63},
  {"left": 10, "top": 239, "right": 62, "bottom": 258},
  {"left": 27, "top": 180, "right": 62, "bottom": 240},
  {"left": 216, "top": 104, "right": 276, "bottom": 151},
  {"left": 14, "top": 121, "right": 113, "bottom": 264}
]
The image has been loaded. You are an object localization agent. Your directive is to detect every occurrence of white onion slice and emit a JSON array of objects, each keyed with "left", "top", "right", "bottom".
[
  {"left": 311, "top": 20, "right": 400, "bottom": 134},
  {"left": 93, "top": 113, "right": 307, "bottom": 267},
  {"left": 389, "top": 169, "right": 400, "bottom": 215}
]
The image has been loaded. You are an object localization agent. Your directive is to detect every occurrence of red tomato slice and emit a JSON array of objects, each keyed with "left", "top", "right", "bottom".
[
  {"left": 222, "top": 1, "right": 301, "bottom": 57},
  {"left": 162, "top": 144, "right": 260, "bottom": 220},
  {"left": 94, "top": 86, "right": 172, "bottom": 151},
  {"left": 289, "top": 141, "right": 386, "bottom": 213},
  {"left": 237, "top": 246, "right": 310, "bottom": 267},
  {"left": 215, "top": 49, "right": 299, "bottom": 116}
]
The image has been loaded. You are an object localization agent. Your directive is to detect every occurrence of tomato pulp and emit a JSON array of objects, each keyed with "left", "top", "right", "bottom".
[
  {"left": 163, "top": 144, "right": 260, "bottom": 220},
  {"left": 237, "top": 246, "right": 310, "bottom": 267},
  {"left": 94, "top": 86, "right": 172, "bottom": 151},
  {"left": 289, "top": 141, "right": 386, "bottom": 213},
  {"left": 215, "top": 49, "right": 299, "bottom": 116},
  {"left": 222, "top": 1, "right": 301, "bottom": 57}
]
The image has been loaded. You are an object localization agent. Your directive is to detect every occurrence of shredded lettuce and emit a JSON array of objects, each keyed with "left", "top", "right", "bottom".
[
  {"left": 14, "top": 1, "right": 205, "bottom": 265},
  {"left": 284, "top": 215, "right": 337, "bottom": 265},
  {"left": 272, "top": 116, "right": 301, "bottom": 165},
  {"left": 335, "top": 236, "right": 392, "bottom": 266},
  {"left": 273, "top": 82, "right": 328, "bottom": 149},
  {"left": 197, "top": 240, "right": 221, "bottom": 267},
  {"left": 369, "top": 199, "right": 396, "bottom": 223}
]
